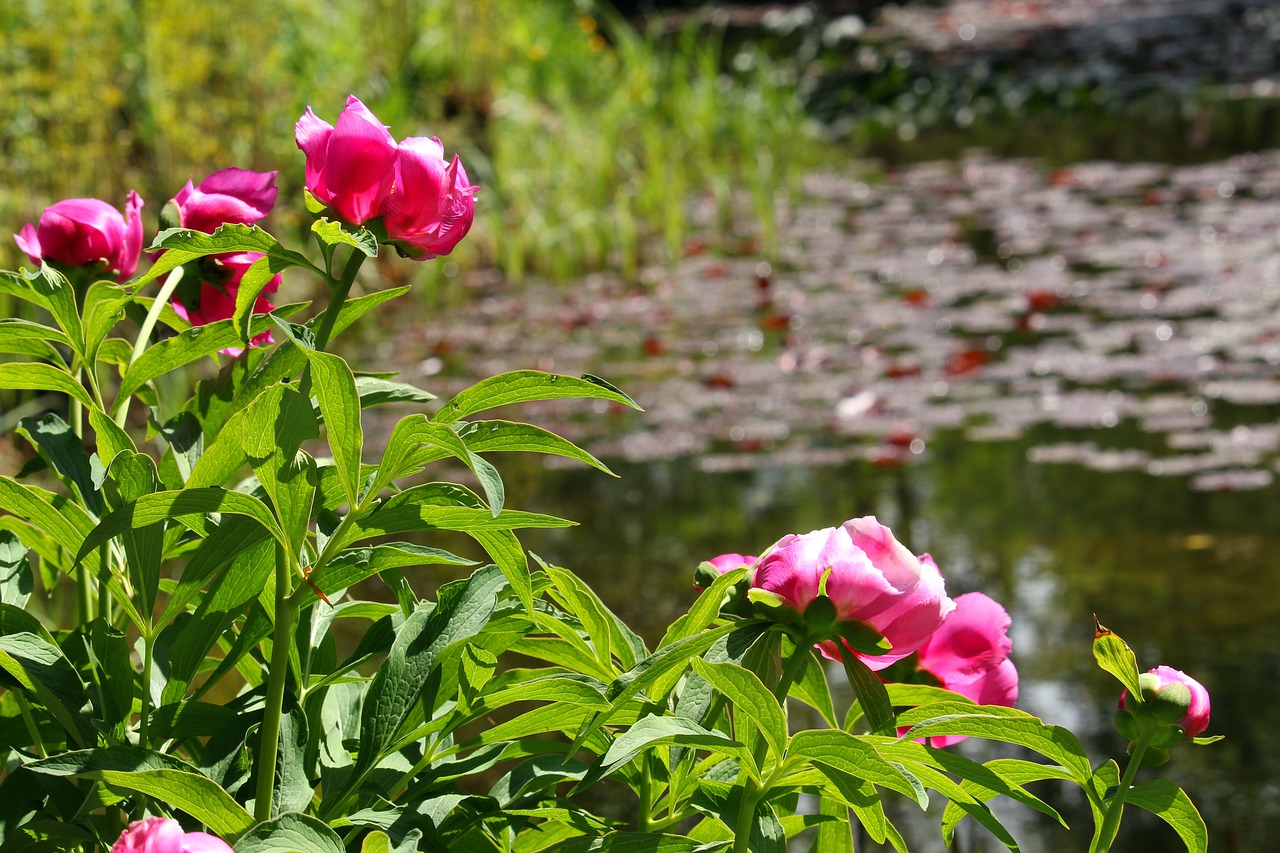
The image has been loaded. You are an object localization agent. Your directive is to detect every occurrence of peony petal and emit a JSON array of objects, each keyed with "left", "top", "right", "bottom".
[
  {"left": 14, "top": 223, "right": 41, "bottom": 264},
  {"left": 323, "top": 96, "right": 398, "bottom": 224},
  {"left": 295, "top": 107, "right": 335, "bottom": 204},
  {"left": 119, "top": 190, "right": 145, "bottom": 280},
  {"left": 916, "top": 592, "right": 1013, "bottom": 684},
  {"left": 176, "top": 169, "right": 277, "bottom": 234},
  {"left": 178, "top": 832, "right": 234, "bottom": 853}
]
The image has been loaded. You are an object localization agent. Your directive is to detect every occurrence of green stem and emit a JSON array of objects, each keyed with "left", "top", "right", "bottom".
[
  {"left": 255, "top": 542, "right": 296, "bottom": 823},
  {"left": 775, "top": 640, "right": 812, "bottom": 705},
  {"left": 315, "top": 249, "right": 364, "bottom": 351},
  {"left": 636, "top": 756, "right": 652, "bottom": 833},
  {"left": 1090, "top": 734, "right": 1152, "bottom": 853},
  {"left": 115, "top": 266, "right": 185, "bottom": 427},
  {"left": 139, "top": 631, "right": 154, "bottom": 748},
  {"left": 731, "top": 782, "right": 761, "bottom": 853}
]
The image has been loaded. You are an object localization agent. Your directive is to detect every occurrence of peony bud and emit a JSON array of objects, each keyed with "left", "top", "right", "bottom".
[
  {"left": 14, "top": 192, "right": 144, "bottom": 282},
  {"left": 1119, "top": 665, "right": 1211, "bottom": 740}
]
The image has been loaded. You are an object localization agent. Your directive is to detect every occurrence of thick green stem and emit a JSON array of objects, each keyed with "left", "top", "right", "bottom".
[
  {"left": 255, "top": 543, "right": 296, "bottom": 823},
  {"left": 1090, "top": 734, "right": 1152, "bottom": 853},
  {"left": 636, "top": 756, "right": 652, "bottom": 833},
  {"left": 731, "top": 782, "right": 761, "bottom": 853},
  {"left": 315, "top": 250, "right": 364, "bottom": 351}
]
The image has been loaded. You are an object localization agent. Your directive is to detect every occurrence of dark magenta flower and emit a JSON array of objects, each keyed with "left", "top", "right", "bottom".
[
  {"left": 14, "top": 192, "right": 144, "bottom": 281},
  {"left": 110, "top": 817, "right": 232, "bottom": 853},
  {"left": 295, "top": 96, "right": 477, "bottom": 258},
  {"left": 381, "top": 136, "right": 477, "bottom": 259},
  {"left": 295, "top": 95, "right": 399, "bottom": 225},
  {"left": 169, "top": 168, "right": 278, "bottom": 233}
]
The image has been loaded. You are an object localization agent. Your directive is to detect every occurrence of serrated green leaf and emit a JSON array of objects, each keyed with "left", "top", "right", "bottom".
[{"left": 433, "top": 370, "right": 641, "bottom": 425}]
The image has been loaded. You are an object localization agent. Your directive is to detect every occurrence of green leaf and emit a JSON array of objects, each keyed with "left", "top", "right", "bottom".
[
  {"left": 133, "top": 224, "right": 320, "bottom": 291},
  {"left": 0, "top": 318, "right": 69, "bottom": 362},
  {"left": 1092, "top": 618, "right": 1144, "bottom": 702},
  {"left": 455, "top": 420, "right": 615, "bottom": 476},
  {"left": 1127, "top": 779, "right": 1207, "bottom": 853},
  {"left": 0, "top": 362, "right": 92, "bottom": 407},
  {"left": 299, "top": 350, "right": 363, "bottom": 508},
  {"left": 571, "top": 623, "right": 740, "bottom": 753},
  {"left": 22, "top": 264, "right": 85, "bottom": 361},
  {"left": 939, "top": 758, "right": 1078, "bottom": 842},
  {"left": 302, "top": 542, "right": 476, "bottom": 608},
  {"left": 471, "top": 528, "right": 532, "bottom": 614},
  {"left": 353, "top": 566, "right": 506, "bottom": 781},
  {"left": 659, "top": 567, "right": 747, "bottom": 648},
  {"left": 89, "top": 407, "right": 137, "bottom": 467},
  {"left": 433, "top": 370, "right": 641, "bottom": 425},
  {"left": 813, "top": 794, "right": 855, "bottom": 853},
  {"left": 690, "top": 783, "right": 785, "bottom": 853},
  {"left": 690, "top": 658, "right": 788, "bottom": 762},
  {"left": 232, "top": 255, "right": 287, "bottom": 345},
  {"left": 786, "top": 730, "right": 928, "bottom": 807},
  {"left": 543, "top": 562, "right": 616, "bottom": 672},
  {"left": 82, "top": 280, "right": 132, "bottom": 363},
  {"left": 0, "top": 475, "right": 94, "bottom": 561},
  {"left": 0, "top": 632, "right": 95, "bottom": 746},
  {"left": 100, "top": 451, "right": 166, "bottom": 616},
  {"left": 350, "top": 481, "right": 569, "bottom": 538},
  {"left": 233, "top": 812, "right": 345, "bottom": 853},
  {"left": 0, "top": 532, "right": 34, "bottom": 608},
  {"left": 543, "top": 834, "right": 701, "bottom": 853},
  {"left": 116, "top": 310, "right": 283, "bottom": 403},
  {"left": 354, "top": 376, "right": 436, "bottom": 407},
  {"left": 15, "top": 412, "right": 100, "bottom": 514},
  {"left": 368, "top": 415, "right": 505, "bottom": 513},
  {"left": 581, "top": 716, "right": 748, "bottom": 789},
  {"left": 75, "top": 488, "right": 286, "bottom": 564},
  {"left": 896, "top": 704, "right": 1094, "bottom": 783},
  {"left": 311, "top": 218, "right": 379, "bottom": 257},
  {"left": 839, "top": 646, "right": 894, "bottom": 736}
]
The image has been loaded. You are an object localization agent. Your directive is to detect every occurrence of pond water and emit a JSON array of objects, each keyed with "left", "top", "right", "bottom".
[{"left": 353, "top": 136, "right": 1280, "bottom": 850}]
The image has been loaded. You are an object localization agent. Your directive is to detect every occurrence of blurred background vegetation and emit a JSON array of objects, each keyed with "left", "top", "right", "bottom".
[{"left": 0, "top": 0, "right": 812, "bottom": 287}]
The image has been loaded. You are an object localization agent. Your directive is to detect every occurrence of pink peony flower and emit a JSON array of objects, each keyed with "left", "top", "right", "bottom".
[
  {"left": 1120, "top": 665, "right": 1211, "bottom": 737},
  {"left": 110, "top": 817, "right": 232, "bottom": 853},
  {"left": 295, "top": 96, "right": 477, "bottom": 258},
  {"left": 380, "top": 136, "right": 477, "bottom": 259},
  {"left": 751, "top": 517, "right": 953, "bottom": 671},
  {"left": 295, "top": 95, "right": 399, "bottom": 225},
  {"left": 169, "top": 168, "right": 278, "bottom": 233},
  {"left": 14, "top": 192, "right": 144, "bottom": 282},
  {"left": 910, "top": 591, "right": 1019, "bottom": 746}
]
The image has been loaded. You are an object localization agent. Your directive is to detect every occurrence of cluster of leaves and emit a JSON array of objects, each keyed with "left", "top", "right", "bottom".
[{"left": 0, "top": 221, "right": 1208, "bottom": 853}]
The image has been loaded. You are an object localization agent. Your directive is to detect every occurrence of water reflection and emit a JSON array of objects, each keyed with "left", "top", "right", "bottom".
[{"left": 509, "top": 429, "right": 1280, "bottom": 851}]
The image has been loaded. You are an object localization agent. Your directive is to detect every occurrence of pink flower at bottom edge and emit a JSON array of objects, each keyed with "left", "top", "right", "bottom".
[{"left": 110, "top": 817, "right": 233, "bottom": 853}]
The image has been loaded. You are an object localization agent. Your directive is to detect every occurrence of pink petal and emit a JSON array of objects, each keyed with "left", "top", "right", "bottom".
[
  {"left": 177, "top": 169, "right": 277, "bottom": 233},
  {"left": 14, "top": 223, "right": 41, "bottom": 264},
  {"left": 295, "top": 106, "right": 335, "bottom": 204},
  {"left": 323, "top": 96, "right": 397, "bottom": 224},
  {"left": 707, "top": 553, "right": 756, "bottom": 574},
  {"left": 179, "top": 832, "right": 234, "bottom": 853},
  {"left": 120, "top": 190, "right": 145, "bottom": 281},
  {"left": 111, "top": 817, "right": 185, "bottom": 853},
  {"left": 917, "top": 592, "right": 1013, "bottom": 684}
]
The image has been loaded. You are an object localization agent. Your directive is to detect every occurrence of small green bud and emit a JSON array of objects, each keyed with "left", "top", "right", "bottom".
[{"left": 159, "top": 198, "right": 183, "bottom": 232}]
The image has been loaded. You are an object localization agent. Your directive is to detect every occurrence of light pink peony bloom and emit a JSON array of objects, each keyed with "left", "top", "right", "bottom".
[
  {"left": 751, "top": 517, "right": 953, "bottom": 671},
  {"left": 110, "top": 817, "right": 232, "bottom": 853},
  {"left": 170, "top": 168, "right": 278, "bottom": 233},
  {"left": 1121, "top": 665, "right": 1211, "bottom": 737},
  {"left": 295, "top": 95, "right": 399, "bottom": 225},
  {"left": 381, "top": 136, "right": 478, "bottom": 259},
  {"left": 911, "top": 591, "right": 1018, "bottom": 746},
  {"left": 14, "top": 192, "right": 144, "bottom": 281}
]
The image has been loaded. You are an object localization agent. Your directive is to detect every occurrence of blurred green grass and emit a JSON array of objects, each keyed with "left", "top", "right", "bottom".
[{"left": 1, "top": 0, "right": 813, "bottom": 286}]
